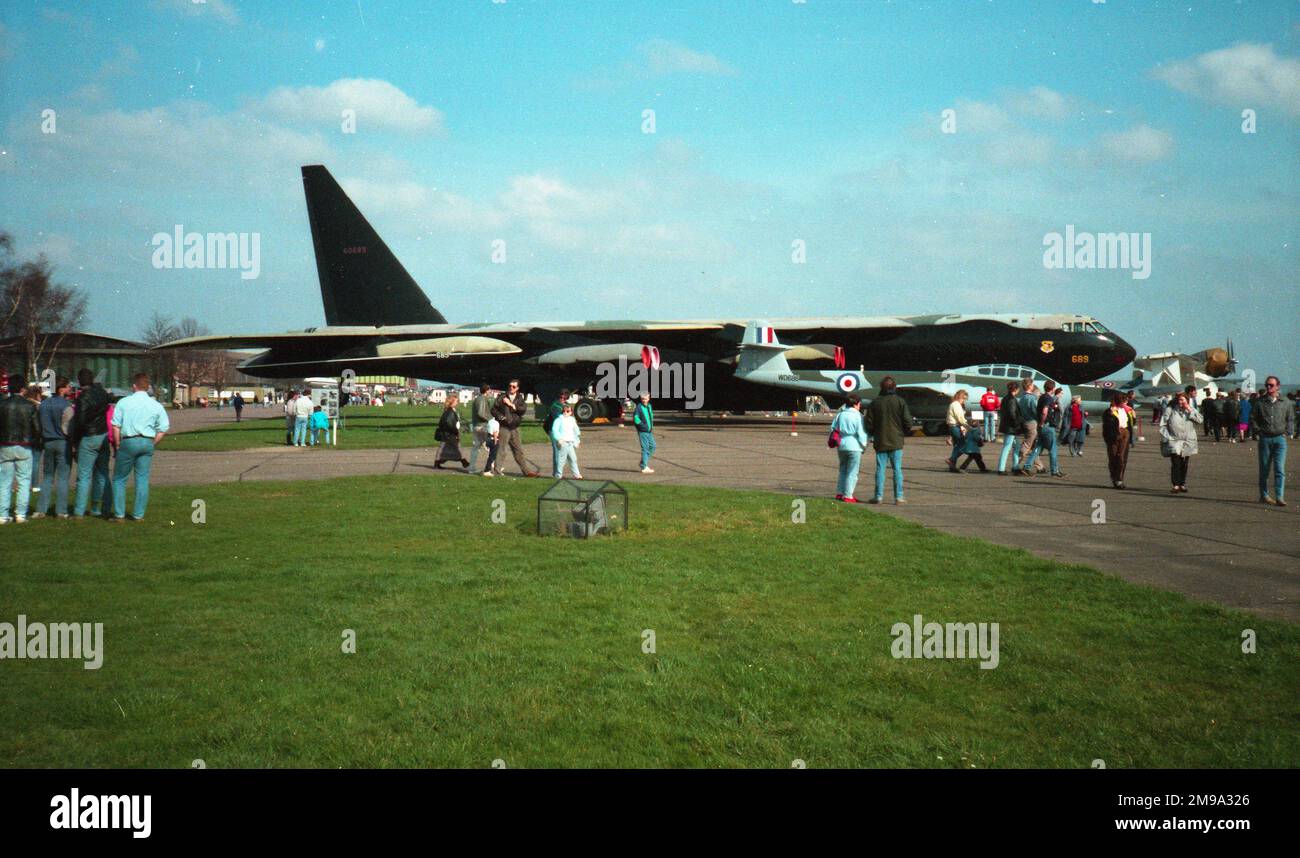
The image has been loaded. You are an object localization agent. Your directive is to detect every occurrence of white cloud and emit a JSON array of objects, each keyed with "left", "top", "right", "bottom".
[
  {"left": 1152, "top": 42, "right": 1300, "bottom": 117},
  {"left": 249, "top": 78, "right": 445, "bottom": 135},
  {"left": 578, "top": 39, "right": 738, "bottom": 88},
  {"left": 6, "top": 101, "right": 335, "bottom": 184},
  {"left": 983, "top": 132, "right": 1055, "bottom": 166},
  {"left": 950, "top": 99, "right": 1011, "bottom": 133},
  {"left": 341, "top": 178, "right": 505, "bottom": 232},
  {"left": 638, "top": 39, "right": 737, "bottom": 77},
  {"left": 1004, "top": 86, "right": 1072, "bottom": 120},
  {"left": 1097, "top": 124, "right": 1174, "bottom": 163},
  {"left": 499, "top": 175, "right": 615, "bottom": 222},
  {"left": 333, "top": 168, "right": 735, "bottom": 264}
]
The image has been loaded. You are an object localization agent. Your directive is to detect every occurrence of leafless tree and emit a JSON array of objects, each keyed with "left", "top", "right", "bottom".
[
  {"left": 168, "top": 317, "right": 220, "bottom": 399},
  {"left": 138, "top": 311, "right": 179, "bottom": 347},
  {"left": 0, "top": 231, "right": 89, "bottom": 379}
]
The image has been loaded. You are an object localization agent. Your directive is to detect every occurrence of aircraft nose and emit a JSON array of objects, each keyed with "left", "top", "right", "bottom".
[{"left": 1109, "top": 334, "right": 1137, "bottom": 369}]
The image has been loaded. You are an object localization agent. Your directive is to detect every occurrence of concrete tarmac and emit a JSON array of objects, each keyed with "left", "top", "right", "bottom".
[{"left": 148, "top": 411, "right": 1298, "bottom": 621}]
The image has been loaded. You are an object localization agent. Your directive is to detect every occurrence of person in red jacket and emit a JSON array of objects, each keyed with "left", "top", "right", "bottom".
[
  {"left": 1065, "top": 394, "right": 1087, "bottom": 456},
  {"left": 979, "top": 387, "right": 1001, "bottom": 442}
]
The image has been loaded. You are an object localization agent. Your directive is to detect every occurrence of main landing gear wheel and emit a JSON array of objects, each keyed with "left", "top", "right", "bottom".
[{"left": 573, "top": 398, "right": 605, "bottom": 423}]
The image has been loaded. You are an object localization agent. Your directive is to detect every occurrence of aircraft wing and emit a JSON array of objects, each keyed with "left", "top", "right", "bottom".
[
  {"left": 155, "top": 328, "right": 523, "bottom": 356},
  {"left": 154, "top": 331, "right": 398, "bottom": 350}
]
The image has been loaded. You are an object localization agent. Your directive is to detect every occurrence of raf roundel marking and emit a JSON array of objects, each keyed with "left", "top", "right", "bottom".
[{"left": 836, "top": 373, "right": 859, "bottom": 393}]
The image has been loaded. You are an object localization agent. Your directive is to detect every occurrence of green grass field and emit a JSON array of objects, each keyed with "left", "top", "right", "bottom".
[
  {"left": 1, "top": 475, "right": 1296, "bottom": 768},
  {"left": 163, "top": 404, "right": 550, "bottom": 451}
]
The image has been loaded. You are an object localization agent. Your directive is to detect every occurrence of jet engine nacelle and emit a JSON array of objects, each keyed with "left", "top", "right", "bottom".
[{"left": 532, "top": 343, "right": 652, "bottom": 366}]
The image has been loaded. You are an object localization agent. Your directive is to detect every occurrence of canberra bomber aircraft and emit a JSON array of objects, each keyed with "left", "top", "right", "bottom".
[{"left": 157, "top": 165, "right": 1137, "bottom": 420}]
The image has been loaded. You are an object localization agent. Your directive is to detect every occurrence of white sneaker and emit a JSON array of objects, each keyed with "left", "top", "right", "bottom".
[
  {"left": 0, "top": 518, "right": 10, "bottom": 525},
  {"left": 641, "top": 467, "right": 654, "bottom": 474},
  {"left": 573, "top": 473, "right": 583, "bottom": 480},
  {"left": 482, "top": 471, "right": 494, "bottom": 477},
  {"left": 14, "top": 516, "right": 27, "bottom": 523}
]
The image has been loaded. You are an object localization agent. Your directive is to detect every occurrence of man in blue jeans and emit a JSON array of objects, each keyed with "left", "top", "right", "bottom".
[
  {"left": 292, "top": 390, "right": 314, "bottom": 447},
  {"left": 33, "top": 376, "right": 75, "bottom": 518},
  {"left": 0, "top": 372, "right": 42, "bottom": 525},
  {"left": 72, "top": 368, "right": 114, "bottom": 518},
  {"left": 997, "top": 381, "right": 1023, "bottom": 474},
  {"left": 1251, "top": 375, "right": 1294, "bottom": 507},
  {"left": 863, "top": 376, "right": 914, "bottom": 504},
  {"left": 633, "top": 393, "right": 656, "bottom": 473},
  {"left": 1030, "top": 381, "right": 1067, "bottom": 478},
  {"left": 110, "top": 373, "right": 170, "bottom": 522}
]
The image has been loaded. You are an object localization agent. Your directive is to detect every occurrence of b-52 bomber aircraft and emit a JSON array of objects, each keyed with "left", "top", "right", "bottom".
[{"left": 156, "top": 165, "right": 1137, "bottom": 421}]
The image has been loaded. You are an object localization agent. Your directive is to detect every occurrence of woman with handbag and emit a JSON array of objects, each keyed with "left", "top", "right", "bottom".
[
  {"left": 1159, "top": 391, "right": 1203, "bottom": 493},
  {"left": 829, "top": 395, "right": 868, "bottom": 503},
  {"left": 434, "top": 393, "right": 470, "bottom": 469}
]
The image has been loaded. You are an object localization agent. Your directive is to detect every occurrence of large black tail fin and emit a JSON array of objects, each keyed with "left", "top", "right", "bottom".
[{"left": 301, "top": 165, "right": 447, "bottom": 327}]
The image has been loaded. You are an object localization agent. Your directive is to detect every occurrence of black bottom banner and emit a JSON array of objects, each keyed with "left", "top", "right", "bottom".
[{"left": 2, "top": 768, "right": 1288, "bottom": 844}]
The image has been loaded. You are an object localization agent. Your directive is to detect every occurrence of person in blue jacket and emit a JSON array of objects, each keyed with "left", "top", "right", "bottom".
[
  {"left": 830, "top": 395, "right": 869, "bottom": 503},
  {"left": 309, "top": 405, "right": 330, "bottom": 446}
]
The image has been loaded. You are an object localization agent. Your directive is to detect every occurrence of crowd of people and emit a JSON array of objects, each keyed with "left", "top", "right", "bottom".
[
  {"left": 824, "top": 375, "right": 1293, "bottom": 506},
  {"left": 5, "top": 368, "right": 1291, "bottom": 523},
  {"left": 1151, "top": 386, "right": 1300, "bottom": 446},
  {"left": 1, "top": 370, "right": 169, "bottom": 525},
  {"left": 426, "top": 381, "right": 659, "bottom": 480},
  {"left": 280, "top": 389, "right": 331, "bottom": 447}
]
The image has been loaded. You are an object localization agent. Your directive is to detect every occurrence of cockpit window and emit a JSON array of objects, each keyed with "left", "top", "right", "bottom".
[{"left": 1086, "top": 321, "right": 1109, "bottom": 333}]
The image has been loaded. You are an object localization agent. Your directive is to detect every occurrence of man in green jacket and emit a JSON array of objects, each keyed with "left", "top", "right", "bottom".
[
  {"left": 863, "top": 376, "right": 913, "bottom": 504},
  {"left": 633, "top": 393, "right": 655, "bottom": 473}
]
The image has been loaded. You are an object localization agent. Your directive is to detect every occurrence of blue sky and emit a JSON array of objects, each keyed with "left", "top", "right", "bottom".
[{"left": 1, "top": 0, "right": 1296, "bottom": 379}]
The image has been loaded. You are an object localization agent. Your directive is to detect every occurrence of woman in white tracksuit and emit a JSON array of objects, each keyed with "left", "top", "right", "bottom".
[
  {"left": 550, "top": 403, "right": 582, "bottom": 479},
  {"left": 1159, "top": 391, "right": 1203, "bottom": 493}
]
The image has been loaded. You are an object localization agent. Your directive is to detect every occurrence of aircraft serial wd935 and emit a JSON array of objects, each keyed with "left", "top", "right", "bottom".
[{"left": 157, "top": 165, "right": 1137, "bottom": 418}]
